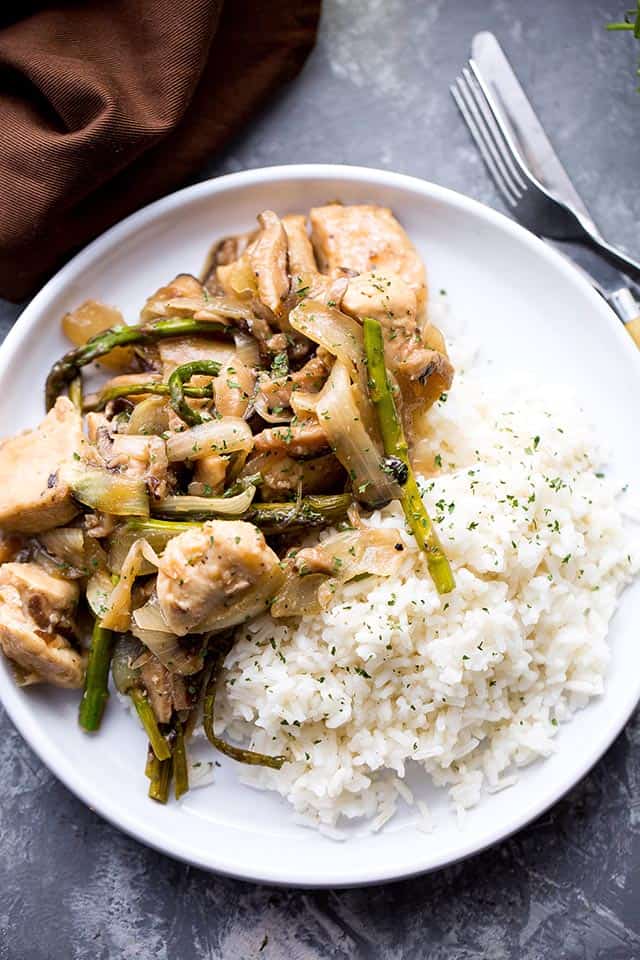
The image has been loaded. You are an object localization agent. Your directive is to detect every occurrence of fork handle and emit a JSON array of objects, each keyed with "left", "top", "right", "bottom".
[
  {"left": 608, "top": 288, "right": 640, "bottom": 350},
  {"left": 581, "top": 233, "right": 640, "bottom": 287}
]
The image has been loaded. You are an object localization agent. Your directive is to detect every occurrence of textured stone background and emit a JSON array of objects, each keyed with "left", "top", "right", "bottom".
[{"left": 1, "top": 1, "right": 640, "bottom": 957}]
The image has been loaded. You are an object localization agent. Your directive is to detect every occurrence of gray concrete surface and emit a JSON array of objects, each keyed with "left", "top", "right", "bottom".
[{"left": 1, "top": 1, "right": 640, "bottom": 957}]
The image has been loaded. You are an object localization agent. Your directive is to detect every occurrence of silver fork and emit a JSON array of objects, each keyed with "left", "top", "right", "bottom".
[{"left": 451, "top": 62, "right": 640, "bottom": 285}]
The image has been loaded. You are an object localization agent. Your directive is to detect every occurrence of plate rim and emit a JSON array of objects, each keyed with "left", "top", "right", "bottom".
[{"left": 1, "top": 162, "right": 639, "bottom": 887}]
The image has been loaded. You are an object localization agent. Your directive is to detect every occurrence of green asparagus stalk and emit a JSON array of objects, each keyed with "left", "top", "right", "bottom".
[
  {"left": 363, "top": 317, "right": 455, "bottom": 595},
  {"left": 172, "top": 719, "right": 189, "bottom": 799},
  {"left": 145, "top": 743, "right": 156, "bottom": 780},
  {"left": 203, "top": 655, "right": 286, "bottom": 770},
  {"left": 45, "top": 316, "right": 229, "bottom": 411},
  {"left": 168, "top": 360, "right": 221, "bottom": 426},
  {"left": 150, "top": 492, "right": 353, "bottom": 532},
  {"left": 147, "top": 753, "right": 173, "bottom": 803},
  {"left": 79, "top": 619, "right": 115, "bottom": 732},
  {"left": 85, "top": 381, "right": 213, "bottom": 412},
  {"left": 111, "top": 636, "right": 171, "bottom": 760},
  {"left": 130, "top": 688, "right": 171, "bottom": 761}
]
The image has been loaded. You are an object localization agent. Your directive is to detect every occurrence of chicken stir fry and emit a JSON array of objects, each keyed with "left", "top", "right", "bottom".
[{"left": 0, "top": 203, "right": 454, "bottom": 804}]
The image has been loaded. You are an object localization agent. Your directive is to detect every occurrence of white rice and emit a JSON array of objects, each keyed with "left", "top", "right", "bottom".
[{"left": 215, "top": 339, "right": 640, "bottom": 831}]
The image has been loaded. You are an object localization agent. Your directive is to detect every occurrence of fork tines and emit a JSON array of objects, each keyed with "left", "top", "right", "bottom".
[{"left": 451, "top": 63, "right": 528, "bottom": 208}]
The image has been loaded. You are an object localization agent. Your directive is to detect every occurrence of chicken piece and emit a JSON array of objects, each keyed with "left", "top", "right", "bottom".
[
  {"left": 282, "top": 214, "right": 317, "bottom": 274},
  {"left": 191, "top": 454, "right": 227, "bottom": 496},
  {"left": 0, "top": 562, "right": 83, "bottom": 687},
  {"left": 216, "top": 210, "right": 295, "bottom": 348},
  {"left": 0, "top": 532, "right": 26, "bottom": 564},
  {"left": 342, "top": 270, "right": 417, "bottom": 330},
  {"left": 282, "top": 215, "right": 349, "bottom": 315},
  {"left": 214, "top": 358, "right": 255, "bottom": 419},
  {"left": 248, "top": 210, "right": 289, "bottom": 313},
  {"left": 156, "top": 520, "right": 280, "bottom": 636},
  {"left": 218, "top": 211, "right": 290, "bottom": 316},
  {"left": 258, "top": 354, "right": 330, "bottom": 413},
  {"left": 253, "top": 421, "right": 330, "bottom": 459},
  {"left": 310, "top": 204, "right": 428, "bottom": 312},
  {"left": 140, "top": 656, "right": 193, "bottom": 724},
  {"left": 0, "top": 398, "right": 83, "bottom": 534},
  {"left": 104, "top": 434, "right": 169, "bottom": 498},
  {"left": 341, "top": 271, "right": 454, "bottom": 398}
]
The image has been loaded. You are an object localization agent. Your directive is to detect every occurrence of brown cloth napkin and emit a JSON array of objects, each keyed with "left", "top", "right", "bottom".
[{"left": 0, "top": 0, "right": 321, "bottom": 301}]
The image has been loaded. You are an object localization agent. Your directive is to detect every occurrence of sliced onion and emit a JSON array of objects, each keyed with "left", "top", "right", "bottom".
[
  {"left": 217, "top": 254, "right": 258, "bottom": 297},
  {"left": 197, "top": 297, "right": 260, "bottom": 322},
  {"left": 316, "top": 360, "right": 398, "bottom": 507},
  {"left": 289, "top": 300, "right": 365, "bottom": 380},
  {"left": 271, "top": 528, "right": 406, "bottom": 618},
  {"left": 166, "top": 417, "right": 253, "bottom": 463},
  {"left": 131, "top": 597, "right": 204, "bottom": 674},
  {"left": 233, "top": 331, "right": 260, "bottom": 369},
  {"left": 289, "top": 300, "right": 379, "bottom": 435},
  {"left": 107, "top": 520, "right": 192, "bottom": 572},
  {"left": 62, "top": 461, "right": 149, "bottom": 517},
  {"left": 157, "top": 335, "right": 235, "bottom": 373},
  {"left": 290, "top": 389, "right": 322, "bottom": 419},
  {"left": 100, "top": 539, "right": 147, "bottom": 631},
  {"left": 145, "top": 293, "right": 254, "bottom": 324},
  {"left": 151, "top": 486, "right": 255, "bottom": 519},
  {"left": 270, "top": 572, "right": 328, "bottom": 618},
  {"left": 86, "top": 568, "right": 115, "bottom": 618},
  {"left": 99, "top": 538, "right": 160, "bottom": 631},
  {"left": 62, "top": 300, "right": 133, "bottom": 371},
  {"left": 126, "top": 396, "right": 170, "bottom": 436},
  {"left": 38, "top": 527, "right": 85, "bottom": 570},
  {"left": 111, "top": 635, "right": 145, "bottom": 695},
  {"left": 254, "top": 393, "right": 293, "bottom": 424}
]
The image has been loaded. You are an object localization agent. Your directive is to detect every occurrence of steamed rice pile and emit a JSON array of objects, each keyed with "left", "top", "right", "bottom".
[{"left": 216, "top": 342, "right": 639, "bottom": 831}]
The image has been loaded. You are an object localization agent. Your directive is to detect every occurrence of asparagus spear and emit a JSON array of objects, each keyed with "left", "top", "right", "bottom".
[
  {"left": 79, "top": 619, "right": 115, "bottom": 732},
  {"left": 147, "top": 752, "right": 173, "bottom": 803},
  {"left": 130, "top": 689, "right": 171, "bottom": 762},
  {"left": 85, "top": 380, "right": 213, "bottom": 412},
  {"left": 203, "top": 655, "right": 286, "bottom": 770},
  {"left": 363, "top": 317, "right": 455, "bottom": 595},
  {"left": 45, "top": 316, "right": 229, "bottom": 410},
  {"left": 172, "top": 719, "right": 189, "bottom": 800},
  {"left": 150, "top": 493, "right": 353, "bottom": 532},
  {"left": 168, "top": 360, "right": 221, "bottom": 426},
  {"left": 111, "top": 635, "right": 171, "bottom": 760},
  {"left": 145, "top": 743, "right": 156, "bottom": 779}
]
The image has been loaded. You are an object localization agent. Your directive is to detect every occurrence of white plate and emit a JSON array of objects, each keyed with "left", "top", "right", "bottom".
[{"left": 1, "top": 165, "right": 639, "bottom": 887}]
